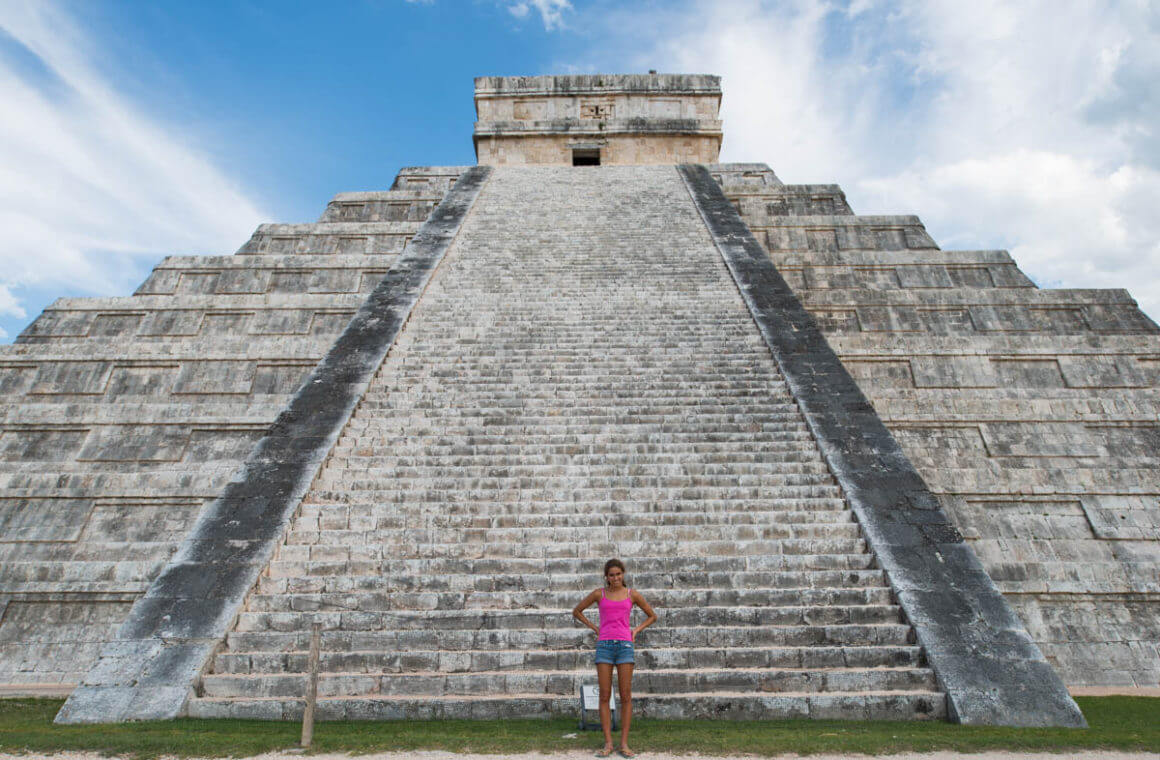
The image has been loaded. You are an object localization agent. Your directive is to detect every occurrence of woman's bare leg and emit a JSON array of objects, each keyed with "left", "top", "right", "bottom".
[
  {"left": 616, "top": 662, "right": 634, "bottom": 754},
  {"left": 597, "top": 662, "right": 615, "bottom": 752}
]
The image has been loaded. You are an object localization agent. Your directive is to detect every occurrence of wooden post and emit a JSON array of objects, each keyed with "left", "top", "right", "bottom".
[{"left": 301, "top": 622, "right": 321, "bottom": 748}]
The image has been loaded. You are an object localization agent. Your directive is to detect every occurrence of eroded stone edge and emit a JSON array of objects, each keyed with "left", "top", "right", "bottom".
[
  {"left": 54, "top": 166, "right": 493, "bottom": 724},
  {"left": 677, "top": 163, "right": 1086, "bottom": 728}
]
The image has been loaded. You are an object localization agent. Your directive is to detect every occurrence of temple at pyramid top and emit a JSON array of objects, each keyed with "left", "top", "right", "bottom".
[{"left": 473, "top": 73, "right": 723, "bottom": 165}]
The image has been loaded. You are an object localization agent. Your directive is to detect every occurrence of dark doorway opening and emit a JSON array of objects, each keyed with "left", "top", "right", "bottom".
[{"left": 572, "top": 149, "right": 601, "bottom": 166}]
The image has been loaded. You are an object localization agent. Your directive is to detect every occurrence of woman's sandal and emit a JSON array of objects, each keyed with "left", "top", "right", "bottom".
[
  {"left": 594, "top": 749, "right": 615, "bottom": 758},
  {"left": 619, "top": 750, "right": 637, "bottom": 758}
]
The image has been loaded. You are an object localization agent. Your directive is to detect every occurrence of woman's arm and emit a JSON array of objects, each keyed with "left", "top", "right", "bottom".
[
  {"left": 572, "top": 589, "right": 602, "bottom": 634},
  {"left": 630, "top": 590, "right": 658, "bottom": 639}
]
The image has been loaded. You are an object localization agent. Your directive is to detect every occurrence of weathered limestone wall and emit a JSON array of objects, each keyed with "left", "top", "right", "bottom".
[
  {"left": 476, "top": 134, "right": 722, "bottom": 166},
  {"left": 718, "top": 163, "right": 1160, "bottom": 690},
  {"left": 473, "top": 73, "right": 722, "bottom": 165},
  {"left": 475, "top": 89, "right": 720, "bottom": 122},
  {"left": 0, "top": 167, "right": 465, "bottom": 690}
]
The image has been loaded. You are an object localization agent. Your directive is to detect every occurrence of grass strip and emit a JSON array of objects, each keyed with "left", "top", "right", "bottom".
[{"left": 0, "top": 697, "right": 1157, "bottom": 757}]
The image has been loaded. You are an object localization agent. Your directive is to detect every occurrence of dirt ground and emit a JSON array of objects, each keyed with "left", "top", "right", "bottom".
[{"left": 3, "top": 751, "right": 1158, "bottom": 760}]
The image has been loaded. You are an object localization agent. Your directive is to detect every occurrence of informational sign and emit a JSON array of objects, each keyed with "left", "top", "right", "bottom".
[
  {"left": 578, "top": 684, "right": 618, "bottom": 731},
  {"left": 580, "top": 684, "right": 617, "bottom": 711}
]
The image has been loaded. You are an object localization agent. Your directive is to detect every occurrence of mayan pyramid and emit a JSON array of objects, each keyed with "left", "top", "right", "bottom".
[{"left": 2, "top": 73, "right": 1154, "bottom": 726}]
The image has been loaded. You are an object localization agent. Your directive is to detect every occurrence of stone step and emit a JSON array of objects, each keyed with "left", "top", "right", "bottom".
[
  {"left": 317, "top": 461, "right": 833, "bottom": 479},
  {"left": 224, "top": 623, "right": 915, "bottom": 656},
  {"left": 0, "top": 580, "right": 152, "bottom": 594},
  {"left": 235, "top": 222, "right": 421, "bottom": 257},
  {"left": 382, "top": 342, "right": 777, "bottom": 354},
  {"left": 304, "top": 485, "right": 845, "bottom": 505},
  {"left": 380, "top": 336, "right": 773, "bottom": 346},
  {"left": 325, "top": 446, "right": 821, "bottom": 462},
  {"left": 369, "top": 386, "right": 794, "bottom": 399},
  {"left": 343, "top": 410, "right": 811, "bottom": 425},
  {"left": 329, "top": 447, "right": 825, "bottom": 462},
  {"left": 294, "top": 497, "right": 851, "bottom": 517},
  {"left": 213, "top": 644, "right": 924, "bottom": 675},
  {"left": 378, "top": 369, "right": 786, "bottom": 381},
  {"left": 319, "top": 190, "right": 444, "bottom": 223},
  {"left": 368, "top": 375, "right": 790, "bottom": 387},
  {"left": 234, "top": 604, "right": 903, "bottom": 633},
  {"left": 199, "top": 666, "right": 937, "bottom": 700},
  {"left": 358, "top": 394, "right": 798, "bottom": 405},
  {"left": 371, "top": 354, "right": 778, "bottom": 365},
  {"left": 148, "top": 253, "right": 400, "bottom": 270},
  {"left": 0, "top": 559, "right": 164, "bottom": 582},
  {"left": 0, "top": 336, "right": 331, "bottom": 360},
  {"left": 135, "top": 256, "right": 393, "bottom": 297},
  {"left": 277, "top": 523, "right": 861, "bottom": 549},
  {"left": 332, "top": 430, "right": 820, "bottom": 445},
  {"left": 0, "top": 403, "right": 286, "bottom": 425},
  {"left": 42, "top": 294, "right": 367, "bottom": 311},
  {"left": 188, "top": 690, "right": 947, "bottom": 721},
  {"left": 255, "top": 568, "right": 887, "bottom": 595},
  {"left": 311, "top": 474, "right": 837, "bottom": 493},
  {"left": 291, "top": 508, "right": 855, "bottom": 530},
  {"left": 327, "top": 440, "right": 828, "bottom": 457},
  {"left": 379, "top": 355, "right": 781, "bottom": 366},
  {"left": 269, "top": 537, "right": 868, "bottom": 560},
  {"left": 265, "top": 552, "right": 880, "bottom": 577},
  {"left": 357, "top": 392, "right": 797, "bottom": 405},
  {"left": 245, "top": 586, "right": 894, "bottom": 613},
  {"left": 0, "top": 542, "right": 178, "bottom": 562}
]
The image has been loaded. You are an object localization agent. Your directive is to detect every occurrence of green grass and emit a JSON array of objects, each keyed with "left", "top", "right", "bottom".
[{"left": 0, "top": 697, "right": 1157, "bottom": 757}]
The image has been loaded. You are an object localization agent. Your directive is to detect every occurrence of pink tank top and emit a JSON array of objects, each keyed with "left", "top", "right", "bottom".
[{"left": 597, "top": 588, "right": 633, "bottom": 641}]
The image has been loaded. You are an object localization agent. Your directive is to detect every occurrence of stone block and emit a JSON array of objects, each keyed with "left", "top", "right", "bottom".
[
  {"left": 0, "top": 498, "right": 93, "bottom": 541},
  {"left": 0, "top": 429, "right": 88, "bottom": 462},
  {"left": 177, "top": 273, "right": 221, "bottom": 295},
  {"left": 104, "top": 366, "right": 180, "bottom": 398},
  {"left": 138, "top": 310, "right": 204, "bottom": 336},
  {"left": 991, "top": 359, "right": 1066, "bottom": 387},
  {"left": 173, "top": 361, "right": 256, "bottom": 394},
  {"left": 29, "top": 362, "right": 112, "bottom": 395},
  {"left": 911, "top": 357, "right": 998, "bottom": 388},
  {"left": 77, "top": 426, "right": 190, "bottom": 462},
  {"left": 250, "top": 310, "right": 314, "bottom": 335},
  {"left": 979, "top": 423, "right": 1106, "bottom": 458}
]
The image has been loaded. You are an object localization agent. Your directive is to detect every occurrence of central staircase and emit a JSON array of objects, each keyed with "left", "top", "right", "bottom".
[{"left": 188, "top": 166, "right": 946, "bottom": 721}]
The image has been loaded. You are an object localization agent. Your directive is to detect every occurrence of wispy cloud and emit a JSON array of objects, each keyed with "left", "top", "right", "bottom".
[
  {"left": 506, "top": 0, "right": 572, "bottom": 31},
  {"left": 0, "top": 284, "right": 24, "bottom": 338},
  {"left": 0, "top": 0, "right": 265, "bottom": 339},
  {"left": 569, "top": 0, "right": 1160, "bottom": 320}
]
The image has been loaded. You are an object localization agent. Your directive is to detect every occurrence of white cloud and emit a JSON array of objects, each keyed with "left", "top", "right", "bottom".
[
  {"left": 0, "top": 0, "right": 265, "bottom": 333},
  {"left": 568, "top": 0, "right": 1160, "bottom": 321},
  {"left": 506, "top": 0, "right": 572, "bottom": 30},
  {"left": 861, "top": 151, "right": 1160, "bottom": 314},
  {"left": 0, "top": 283, "right": 24, "bottom": 339}
]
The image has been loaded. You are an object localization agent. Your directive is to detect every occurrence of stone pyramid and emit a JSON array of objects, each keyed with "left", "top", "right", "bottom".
[{"left": 2, "top": 74, "right": 1154, "bottom": 727}]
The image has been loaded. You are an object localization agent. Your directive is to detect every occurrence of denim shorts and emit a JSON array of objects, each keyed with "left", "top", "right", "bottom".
[{"left": 595, "top": 639, "right": 634, "bottom": 665}]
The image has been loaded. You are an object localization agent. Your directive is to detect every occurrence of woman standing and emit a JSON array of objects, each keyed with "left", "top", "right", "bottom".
[{"left": 572, "top": 558, "right": 658, "bottom": 758}]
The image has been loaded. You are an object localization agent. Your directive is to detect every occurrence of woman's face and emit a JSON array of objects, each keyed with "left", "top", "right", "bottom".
[{"left": 605, "top": 566, "right": 625, "bottom": 589}]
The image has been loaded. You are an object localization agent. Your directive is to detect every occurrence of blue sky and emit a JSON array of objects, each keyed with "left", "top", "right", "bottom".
[{"left": 1, "top": 0, "right": 1159, "bottom": 340}]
